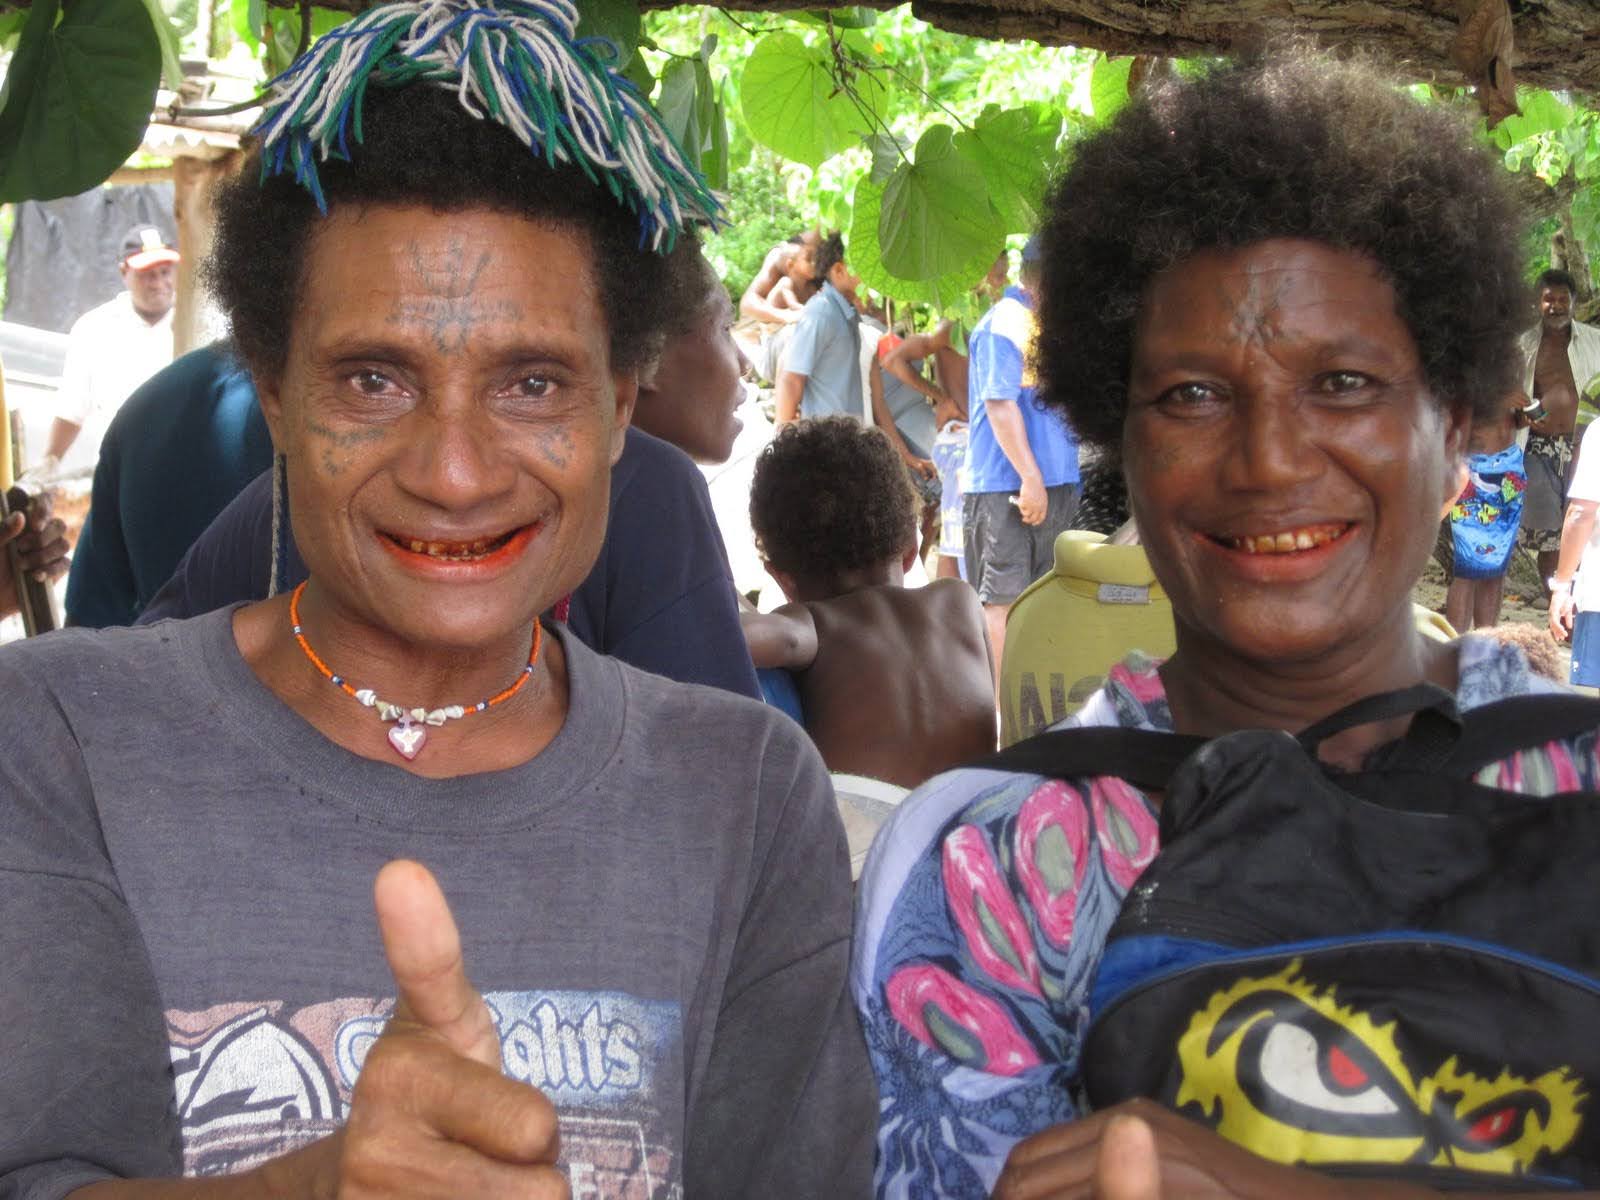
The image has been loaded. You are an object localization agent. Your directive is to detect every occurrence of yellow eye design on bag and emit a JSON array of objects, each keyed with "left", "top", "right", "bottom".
[{"left": 1174, "top": 961, "right": 1585, "bottom": 1177}]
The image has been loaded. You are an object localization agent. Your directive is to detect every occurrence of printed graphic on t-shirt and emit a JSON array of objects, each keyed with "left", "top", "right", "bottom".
[{"left": 167, "top": 989, "right": 682, "bottom": 1196}]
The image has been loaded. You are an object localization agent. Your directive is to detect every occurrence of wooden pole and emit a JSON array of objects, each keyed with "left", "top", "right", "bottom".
[{"left": 172, "top": 150, "right": 243, "bottom": 356}]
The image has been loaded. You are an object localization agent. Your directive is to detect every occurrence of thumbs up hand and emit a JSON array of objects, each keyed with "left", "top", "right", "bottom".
[{"left": 333, "top": 860, "right": 568, "bottom": 1199}]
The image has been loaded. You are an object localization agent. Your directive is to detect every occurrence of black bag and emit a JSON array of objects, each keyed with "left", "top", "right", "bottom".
[{"left": 978, "top": 687, "right": 1600, "bottom": 1192}]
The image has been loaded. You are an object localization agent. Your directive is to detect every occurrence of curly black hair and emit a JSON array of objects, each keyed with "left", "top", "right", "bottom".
[
  {"left": 750, "top": 417, "right": 917, "bottom": 585},
  {"left": 814, "top": 231, "right": 847, "bottom": 286},
  {"left": 208, "top": 83, "right": 679, "bottom": 381},
  {"left": 1538, "top": 268, "right": 1579, "bottom": 295},
  {"left": 1034, "top": 50, "right": 1528, "bottom": 449}
]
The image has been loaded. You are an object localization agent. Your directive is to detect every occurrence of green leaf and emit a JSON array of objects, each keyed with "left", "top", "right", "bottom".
[
  {"left": 656, "top": 57, "right": 700, "bottom": 167},
  {"left": 622, "top": 52, "right": 654, "bottom": 99},
  {"left": 230, "top": 0, "right": 263, "bottom": 51},
  {"left": 1089, "top": 54, "right": 1133, "bottom": 123},
  {"left": 850, "top": 174, "right": 940, "bottom": 306},
  {"left": 706, "top": 86, "right": 729, "bottom": 192},
  {"left": 953, "top": 102, "right": 1062, "bottom": 232},
  {"left": 879, "top": 124, "right": 1006, "bottom": 283},
  {"left": 868, "top": 130, "right": 904, "bottom": 184},
  {"left": 574, "top": 0, "right": 640, "bottom": 67},
  {"left": 1492, "top": 87, "right": 1574, "bottom": 151},
  {"left": 0, "top": 0, "right": 161, "bottom": 202},
  {"left": 740, "top": 32, "right": 875, "bottom": 168},
  {"left": 810, "top": 6, "right": 876, "bottom": 28},
  {"left": 137, "top": 0, "right": 184, "bottom": 89}
]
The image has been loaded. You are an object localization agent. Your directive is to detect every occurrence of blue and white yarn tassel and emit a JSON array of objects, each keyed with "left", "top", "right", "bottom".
[{"left": 251, "top": 0, "right": 720, "bottom": 250}]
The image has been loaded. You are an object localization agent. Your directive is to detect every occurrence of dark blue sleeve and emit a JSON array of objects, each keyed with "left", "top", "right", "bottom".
[
  {"left": 596, "top": 432, "right": 760, "bottom": 698},
  {"left": 136, "top": 470, "right": 277, "bottom": 624},
  {"left": 64, "top": 425, "right": 136, "bottom": 628}
]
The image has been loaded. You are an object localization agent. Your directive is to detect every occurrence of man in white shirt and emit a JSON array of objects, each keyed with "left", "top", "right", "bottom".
[
  {"left": 46, "top": 227, "right": 179, "bottom": 476},
  {"left": 1519, "top": 268, "right": 1600, "bottom": 594}
]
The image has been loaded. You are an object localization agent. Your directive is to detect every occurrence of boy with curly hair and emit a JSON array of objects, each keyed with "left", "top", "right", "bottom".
[{"left": 743, "top": 417, "right": 995, "bottom": 789}]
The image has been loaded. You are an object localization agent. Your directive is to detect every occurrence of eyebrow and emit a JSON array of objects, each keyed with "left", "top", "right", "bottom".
[{"left": 310, "top": 332, "right": 588, "bottom": 368}]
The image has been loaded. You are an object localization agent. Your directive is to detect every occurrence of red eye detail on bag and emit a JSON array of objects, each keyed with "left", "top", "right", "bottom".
[
  {"left": 1325, "top": 1044, "right": 1369, "bottom": 1091},
  {"left": 1468, "top": 1106, "right": 1518, "bottom": 1146}
]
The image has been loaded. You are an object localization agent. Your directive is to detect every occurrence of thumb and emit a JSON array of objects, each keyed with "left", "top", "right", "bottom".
[
  {"left": 374, "top": 859, "right": 502, "bottom": 1070},
  {"left": 0, "top": 510, "right": 24, "bottom": 546},
  {"left": 1094, "top": 1113, "right": 1162, "bottom": 1200}
]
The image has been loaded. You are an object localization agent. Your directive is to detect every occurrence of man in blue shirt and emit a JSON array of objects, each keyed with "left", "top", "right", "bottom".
[
  {"left": 962, "top": 238, "right": 1079, "bottom": 684},
  {"left": 775, "top": 231, "right": 863, "bottom": 425}
]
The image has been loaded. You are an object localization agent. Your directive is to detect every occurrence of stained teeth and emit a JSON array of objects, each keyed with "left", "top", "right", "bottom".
[{"left": 1228, "top": 526, "right": 1342, "bottom": 554}]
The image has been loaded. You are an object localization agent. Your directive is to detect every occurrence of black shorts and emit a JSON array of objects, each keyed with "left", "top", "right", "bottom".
[{"left": 963, "top": 483, "right": 1079, "bottom": 605}]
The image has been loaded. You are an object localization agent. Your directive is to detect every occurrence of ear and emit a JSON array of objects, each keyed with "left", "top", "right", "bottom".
[
  {"left": 609, "top": 370, "right": 638, "bottom": 466},
  {"left": 253, "top": 368, "right": 291, "bottom": 453},
  {"left": 901, "top": 542, "right": 919, "bottom": 573}
]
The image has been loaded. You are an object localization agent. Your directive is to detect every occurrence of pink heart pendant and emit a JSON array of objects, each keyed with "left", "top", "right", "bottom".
[{"left": 388, "top": 720, "right": 426, "bottom": 760}]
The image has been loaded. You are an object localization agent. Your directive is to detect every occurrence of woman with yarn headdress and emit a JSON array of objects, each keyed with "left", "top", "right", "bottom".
[
  {"left": 851, "top": 51, "right": 1598, "bottom": 1200},
  {"left": 0, "top": 4, "right": 872, "bottom": 1195}
]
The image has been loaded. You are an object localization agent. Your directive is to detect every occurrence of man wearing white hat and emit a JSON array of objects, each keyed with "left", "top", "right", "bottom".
[{"left": 45, "top": 226, "right": 179, "bottom": 475}]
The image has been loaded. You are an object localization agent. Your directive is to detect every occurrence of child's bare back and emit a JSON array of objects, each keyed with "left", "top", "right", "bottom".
[{"left": 794, "top": 580, "right": 993, "bottom": 788}]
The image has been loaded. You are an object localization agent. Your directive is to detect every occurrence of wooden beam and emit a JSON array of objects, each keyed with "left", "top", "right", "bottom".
[{"left": 171, "top": 151, "right": 244, "bottom": 357}]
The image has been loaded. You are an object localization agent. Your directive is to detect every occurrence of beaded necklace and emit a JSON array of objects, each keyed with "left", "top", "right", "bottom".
[{"left": 289, "top": 581, "right": 541, "bottom": 760}]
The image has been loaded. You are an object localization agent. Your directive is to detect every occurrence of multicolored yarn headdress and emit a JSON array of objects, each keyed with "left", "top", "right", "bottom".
[{"left": 251, "top": 0, "right": 719, "bottom": 249}]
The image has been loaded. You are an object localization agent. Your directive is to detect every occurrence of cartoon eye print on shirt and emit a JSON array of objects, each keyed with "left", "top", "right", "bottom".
[{"left": 1172, "top": 961, "right": 1585, "bottom": 1179}]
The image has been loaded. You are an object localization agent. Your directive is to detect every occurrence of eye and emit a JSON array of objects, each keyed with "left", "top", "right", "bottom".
[
  {"left": 1315, "top": 370, "right": 1373, "bottom": 396},
  {"left": 512, "top": 374, "right": 552, "bottom": 398},
  {"left": 1253, "top": 1021, "right": 1400, "bottom": 1117},
  {"left": 349, "top": 368, "right": 402, "bottom": 397},
  {"left": 1156, "top": 382, "right": 1224, "bottom": 411}
]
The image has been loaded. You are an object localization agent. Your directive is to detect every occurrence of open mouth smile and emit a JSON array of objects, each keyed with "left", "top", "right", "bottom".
[
  {"left": 1213, "top": 523, "right": 1353, "bottom": 555},
  {"left": 378, "top": 523, "right": 538, "bottom": 568}
]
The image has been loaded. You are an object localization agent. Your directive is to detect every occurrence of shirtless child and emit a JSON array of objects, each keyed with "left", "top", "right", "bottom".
[{"left": 743, "top": 417, "right": 996, "bottom": 789}]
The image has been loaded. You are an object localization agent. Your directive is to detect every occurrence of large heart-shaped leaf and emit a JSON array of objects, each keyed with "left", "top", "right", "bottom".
[
  {"left": 656, "top": 57, "right": 701, "bottom": 159},
  {"left": 0, "top": 0, "right": 161, "bottom": 203},
  {"left": 954, "top": 102, "right": 1062, "bottom": 233},
  {"left": 741, "top": 32, "right": 874, "bottom": 168},
  {"left": 879, "top": 123, "right": 1006, "bottom": 284},
  {"left": 851, "top": 174, "right": 990, "bottom": 313}
]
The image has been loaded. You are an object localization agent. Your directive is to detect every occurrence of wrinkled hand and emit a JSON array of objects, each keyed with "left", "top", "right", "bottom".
[
  {"left": 992, "top": 1099, "right": 1351, "bottom": 1200},
  {"left": 0, "top": 489, "right": 68, "bottom": 618},
  {"left": 334, "top": 861, "right": 567, "bottom": 1199},
  {"left": 1550, "top": 586, "right": 1577, "bottom": 642},
  {"left": 1016, "top": 473, "right": 1048, "bottom": 526},
  {"left": 906, "top": 455, "right": 937, "bottom": 480}
]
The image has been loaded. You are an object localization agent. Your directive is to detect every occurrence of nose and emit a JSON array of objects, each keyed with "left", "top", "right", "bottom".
[
  {"left": 1218, "top": 388, "right": 1325, "bottom": 495},
  {"left": 393, "top": 398, "right": 518, "bottom": 512}
]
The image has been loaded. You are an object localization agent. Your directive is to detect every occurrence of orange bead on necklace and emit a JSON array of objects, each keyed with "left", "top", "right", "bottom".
[{"left": 288, "top": 581, "right": 542, "bottom": 760}]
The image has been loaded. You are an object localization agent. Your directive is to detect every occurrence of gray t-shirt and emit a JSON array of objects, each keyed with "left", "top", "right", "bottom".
[{"left": 0, "top": 610, "right": 873, "bottom": 1198}]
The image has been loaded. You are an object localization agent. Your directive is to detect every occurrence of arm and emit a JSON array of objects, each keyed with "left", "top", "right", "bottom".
[
  {"left": 740, "top": 603, "right": 819, "bottom": 670},
  {"left": 870, "top": 363, "right": 935, "bottom": 478},
  {"left": 882, "top": 333, "right": 952, "bottom": 409},
  {"left": 683, "top": 727, "right": 875, "bottom": 1196},
  {"left": 46, "top": 417, "right": 82, "bottom": 462},
  {"left": 739, "top": 248, "right": 800, "bottom": 325},
  {"left": 985, "top": 397, "right": 1047, "bottom": 524},
  {"left": 775, "top": 369, "right": 806, "bottom": 426},
  {"left": 1548, "top": 498, "right": 1597, "bottom": 640}
]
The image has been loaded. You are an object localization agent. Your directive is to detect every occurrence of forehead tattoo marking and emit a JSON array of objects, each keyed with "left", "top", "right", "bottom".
[
  {"left": 390, "top": 243, "right": 522, "bottom": 353},
  {"left": 1223, "top": 271, "right": 1292, "bottom": 349}
]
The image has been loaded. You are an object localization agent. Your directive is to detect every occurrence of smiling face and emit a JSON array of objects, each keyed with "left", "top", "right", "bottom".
[
  {"left": 256, "top": 204, "right": 633, "bottom": 650},
  {"left": 123, "top": 261, "right": 177, "bottom": 323},
  {"left": 1540, "top": 283, "right": 1573, "bottom": 334},
  {"left": 1123, "top": 239, "right": 1467, "bottom": 669},
  {"left": 639, "top": 282, "right": 748, "bottom": 463}
]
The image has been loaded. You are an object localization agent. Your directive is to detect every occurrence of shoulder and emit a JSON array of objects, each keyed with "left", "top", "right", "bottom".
[
  {"left": 67, "top": 294, "right": 127, "bottom": 339},
  {"left": 607, "top": 428, "right": 717, "bottom": 538},
  {"left": 0, "top": 619, "right": 205, "bottom": 715}
]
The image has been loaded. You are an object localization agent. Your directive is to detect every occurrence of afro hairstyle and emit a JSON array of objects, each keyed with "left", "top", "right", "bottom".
[
  {"left": 750, "top": 417, "right": 918, "bottom": 587},
  {"left": 1033, "top": 49, "right": 1528, "bottom": 450}
]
